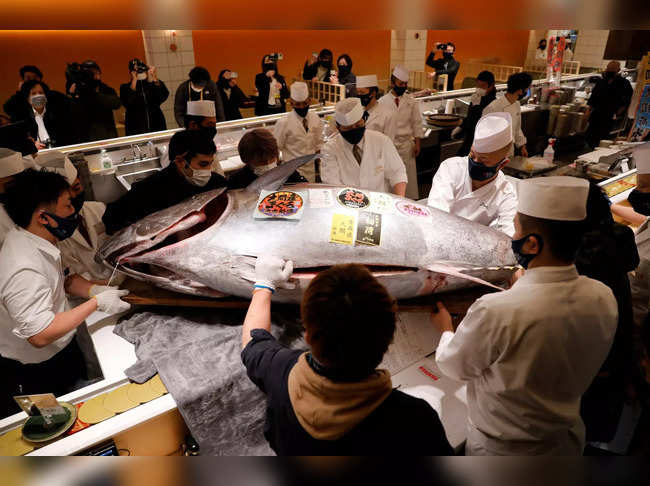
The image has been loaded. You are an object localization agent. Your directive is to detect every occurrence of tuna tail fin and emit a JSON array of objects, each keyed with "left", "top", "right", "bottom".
[
  {"left": 425, "top": 263, "right": 508, "bottom": 292},
  {"left": 244, "top": 153, "right": 319, "bottom": 193}
]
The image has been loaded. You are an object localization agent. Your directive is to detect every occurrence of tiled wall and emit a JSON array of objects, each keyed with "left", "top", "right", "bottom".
[
  {"left": 390, "top": 30, "right": 428, "bottom": 74},
  {"left": 141, "top": 30, "right": 196, "bottom": 129},
  {"left": 572, "top": 30, "right": 616, "bottom": 69}
]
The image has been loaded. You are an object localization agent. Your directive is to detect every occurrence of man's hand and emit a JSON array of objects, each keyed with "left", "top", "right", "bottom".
[
  {"left": 510, "top": 268, "right": 525, "bottom": 288},
  {"left": 148, "top": 66, "right": 158, "bottom": 82},
  {"left": 95, "top": 289, "right": 131, "bottom": 314},
  {"left": 309, "top": 53, "right": 318, "bottom": 65},
  {"left": 35, "top": 141, "right": 46, "bottom": 150},
  {"left": 266, "top": 70, "right": 275, "bottom": 78},
  {"left": 254, "top": 255, "right": 295, "bottom": 293},
  {"left": 311, "top": 76, "right": 319, "bottom": 82},
  {"left": 69, "top": 83, "right": 77, "bottom": 95},
  {"left": 519, "top": 145, "right": 529, "bottom": 158},
  {"left": 431, "top": 302, "right": 454, "bottom": 333}
]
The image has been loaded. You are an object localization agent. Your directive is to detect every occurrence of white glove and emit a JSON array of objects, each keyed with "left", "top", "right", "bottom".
[
  {"left": 95, "top": 289, "right": 131, "bottom": 314},
  {"left": 89, "top": 284, "right": 117, "bottom": 298},
  {"left": 451, "top": 126, "right": 463, "bottom": 139},
  {"left": 254, "top": 256, "right": 295, "bottom": 293}
]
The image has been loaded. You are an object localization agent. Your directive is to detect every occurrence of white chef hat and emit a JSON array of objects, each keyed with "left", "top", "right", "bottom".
[
  {"left": 290, "top": 82, "right": 309, "bottom": 102},
  {"left": 632, "top": 141, "right": 650, "bottom": 174},
  {"left": 335, "top": 97, "right": 365, "bottom": 126},
  {"left": 187, "top": 100, "right": 216, "bottom": 117},
  {"left": 473, "top": 112, "right": 513, "bottom": 154},
  {"left": 517, "top": 176, "right": 589, "bottom": 221},
  {"left": 37, "top": 151, "right": 78, "bottom": 184},
  {"left": 356, "top": 74, "right": 378, "bottom": 89},
  {"left": 392, "top": 65, "right": 409, "bottom": 83},
  {"left": 0, "top": 148, "right": 28, "bottom": 179}
]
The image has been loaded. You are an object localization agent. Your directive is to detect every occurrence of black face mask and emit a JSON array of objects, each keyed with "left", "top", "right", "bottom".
[
  {"left": 71, "top": 191, "right": 85, "bottom": 214},
  {"left": 468, "top": 155, "right": 506, "bottom": 181},
  {"left": 340, "top": 126, "right": 366, "bottom": 146},
  {"left": 392, "top": 85, "right": 407, "bottom": 96},
  {"left": 358, "top": 93, "right": 373, "bottom": 107},
  {"left": 218, "top": 78, "right": 230, "bottom": 88},
  {"left": 628, "top": 189, "right": 650, "bottom": 216},
  {"left": 443, "top": 52, "right": 454, "bottom": 59},
  {"left": 294, "top": 106, "right": 309, "bottom": 118},
  {"left": 200, "top": 126, "right": 217, "bottom": 139},
  {"left": 320, "top": 59, "right": 332, "bottom": 69},
  {"left": 338, "top": 64, "right": 350, "bottom": 76},
  {"left": 42, "top": 212, "right": 79, "bottom": 241},
  {"left": 263, "top": 63, "right": 276, "bottom": 73},
  {"left": 511, "top": 233, "right": 544, "bottom": 269}
]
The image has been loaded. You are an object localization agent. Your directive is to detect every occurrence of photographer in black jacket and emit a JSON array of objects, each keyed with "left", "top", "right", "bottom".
[
  {"left": 66, "top": 60, "right": 121, "bottom": 142},
  {"left": 120, "top": 58, "right": 169, "bottom": 135},
  {"left": 426, "top": 42, "right": 460, "bottom": 91}
]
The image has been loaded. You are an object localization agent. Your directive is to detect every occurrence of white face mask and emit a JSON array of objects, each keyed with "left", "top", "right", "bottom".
[
  {"left": 30, "top": 94, "right": 47, "bottom": 108},
  {"left": 475, "top": 88, "right": 487, "bottom": 97},
  {"left": 136, "top": 72, "right": 147, "bottom": 81},
  {"left": 253, "top": 162, "right": 277, "bottom": 176},
  {"left": 185, "top": 167, "right": 212, "bottom": 186}
]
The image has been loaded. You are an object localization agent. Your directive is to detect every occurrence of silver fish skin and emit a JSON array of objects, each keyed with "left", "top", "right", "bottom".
[{"left": 99, "top": 185, "right": 517, "bottom": 303}]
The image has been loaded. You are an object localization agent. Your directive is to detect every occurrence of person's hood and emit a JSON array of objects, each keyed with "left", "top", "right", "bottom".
[{"left": 288, "top": 353, "right": 393, "bottom": 440}]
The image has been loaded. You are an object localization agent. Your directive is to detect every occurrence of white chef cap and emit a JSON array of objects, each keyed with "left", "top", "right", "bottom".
[
  {"left": 0, "top": 148, "right": 27, "bottom": 179},
  {"left": 517, "top": 176, "right": 589, "bottom": 221},
  {"left": 335, "top": 98, "right": 365, "bottom": 126},
  {"left": 392, "top": 65, "right": 409, "bottom": 83},
  {"left": 632, "top": 141, "right": 650, "bottom": 174},
  {"left": 187, "top": 100, "right": 216, "bottom": 117},
  {"left": 473, "top": 112, "right": 513, "bottom": 154},
  {"left": 37, "top": 151, "right": 78, "bottom": 184},
  {"left": 356, "top": 74, "right": 378, "bottom": 89},
  {"left": 290, "top": 82, "right": 309, "bottom": 102}
]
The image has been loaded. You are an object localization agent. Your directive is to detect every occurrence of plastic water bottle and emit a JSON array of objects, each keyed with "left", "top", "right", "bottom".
[{"left": 543, "top": 139, "right": 556, "bottom": 163}]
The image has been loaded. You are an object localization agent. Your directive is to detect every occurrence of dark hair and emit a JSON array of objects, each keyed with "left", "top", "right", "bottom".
[
  {"left": 507, "top": 72, "right": 533, "bottom": 94},
  {"left": 218, "top": 69, "right": 230, "bottom": 81},
  {"left": 168, "top": 130, "right": 216, "bottom": 162},
  {"left": 238, "top": 129, "right": 278, "bottom": 165},
  {"left": 337, "top": 54, "right": 353, "bottom": 70},
  {"left": 584, "top": 182, "right": 614, "bottom": 231},
  {"left": 81, "top": 60, "right": 101, "bottom": 72},
  {"left": 477, "top": 70, "right": 495, "bottom": 86},
  {"left": 301, "top": 264, "right": 396, "bottom": 374},
  {"left": 4, "top": 168, "right": 70, "bottom": 228},
  {"left": 189, "top": 66, "right": 210, "bottom": 84},
  {"left": 538, "top": 39, "right": 547, "bottom": 49},
  {"left": 261, "top": 56, "right": 280, "bottom": 74},
  {"left": 519, "top": 213, "right": 586, "bottom": 263},
  {"left": 20, "top": 80, "right": 49, "bottom": 100},
  {"left": 319, "top": 49, "right": 333, "bottom": 59},
  {"left": 446, "top": 42, "right": 456, "bottom": 52},
  {"left": 183, "top": 114, "right": 211, "bottom": 129},
  {"left": 19, "top": 65, "right": 42, "bottom": 80}
]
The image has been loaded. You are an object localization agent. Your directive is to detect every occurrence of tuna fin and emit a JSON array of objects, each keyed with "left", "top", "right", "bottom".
[
  {"left": 244, "top": 153, "right": 319, "bottom": 193},
  {"left": 425, "top": 263, "right": 506, "bottom": 292}
]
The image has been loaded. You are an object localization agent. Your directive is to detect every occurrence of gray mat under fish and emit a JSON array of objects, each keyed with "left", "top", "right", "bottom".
[{"left": 114, "top": 308, "right": 305, "bottom": 456}]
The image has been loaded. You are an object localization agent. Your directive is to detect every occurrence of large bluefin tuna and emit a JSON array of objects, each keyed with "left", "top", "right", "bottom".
[{"left": 99, "top": 155, "right": 517, "bottom": 303}]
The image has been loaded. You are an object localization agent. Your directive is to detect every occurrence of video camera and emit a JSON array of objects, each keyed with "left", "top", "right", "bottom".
[
  {"left": 436, "top": 43, "right": 450, "bottom": 51},
  {"left": 65, "top": 61, "right": 99, "bottom": 95},
  {"left": 269, "top": 52, "right": 284, "bottom": 62}
]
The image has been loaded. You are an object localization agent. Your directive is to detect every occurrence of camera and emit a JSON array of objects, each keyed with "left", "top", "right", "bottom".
[
  {"left": 129, "top": 58, "right": 149, "bottom": 74},
  {"left": 436, "top": 43, "right": 448, "bottom": 51},
  {"left": 269, "top": 52, "right": 283, "bottom": 62},
  {"left": 65, "top": 62, "right": 97, "bottom": 95}
]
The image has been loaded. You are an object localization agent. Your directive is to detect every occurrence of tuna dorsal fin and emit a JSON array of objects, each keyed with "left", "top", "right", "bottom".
[
  {"left": 426, "top": 263, "right": 506, "bottom": 292},
  {"left": 244, "top": 153, "right": 319, "bottom": 193}
]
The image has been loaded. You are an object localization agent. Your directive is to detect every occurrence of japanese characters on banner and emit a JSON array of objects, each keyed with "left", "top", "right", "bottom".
[
  {"left": 546, "top": 35, "right": 565, "bottom": 87},
  {"left": 628, "top": 52, "right": 650, "bottom": 142}
]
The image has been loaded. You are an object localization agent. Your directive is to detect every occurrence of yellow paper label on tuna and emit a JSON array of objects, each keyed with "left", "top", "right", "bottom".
[{"left": 330, "top": 213, "right": 356, "bottom": 245}]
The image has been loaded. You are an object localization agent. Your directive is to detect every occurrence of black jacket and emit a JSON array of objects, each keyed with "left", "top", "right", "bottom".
[
  {"left": 120, "top": 80, "right": 169, "bottom": 136},
  {"left": 173, "top": 80, "right": 226, "bottom": 127},
  {"left": 217, "top": 83, "right": 248, "bottom": 121},
  {"left": 587, "top": 75, "right": 633, "bottom": 117},
  {"left": 242, "top": 329, "right": 454, "bottom": 456},
  {"left": 227, "top": 164, "right": 307, "bottom": 190},
  {"left": 458, "top": 88, "right": 497, "bottom": 155},
  {"left": 103, "top": 164, "right": 227, "bottom": 235},
  {"left": 3, "top": 92, "right": 25, "bottom": 121},
  {"left": 70, "top": 82, "right": 122, "bottom": 142},
  {"left": 8, "top": 90, "right": 78, "bottom": 147},
  {"left": 254, "top": 73, "right": 289, "bottom": 116},
  {"left": 426, "top": 53, "right": 460, "bottom": 91}
]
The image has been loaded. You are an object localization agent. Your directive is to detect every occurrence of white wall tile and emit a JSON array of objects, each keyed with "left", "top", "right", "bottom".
[{"left": 181, "top": 51, "right": 195, "bottom": 66}]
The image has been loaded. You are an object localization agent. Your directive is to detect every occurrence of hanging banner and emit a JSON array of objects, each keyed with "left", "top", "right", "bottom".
[{"left": 628, "top": 52, "right": 650, "bottom": 142}]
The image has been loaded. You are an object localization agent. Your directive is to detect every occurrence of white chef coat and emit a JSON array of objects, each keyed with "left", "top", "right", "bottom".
[
  {"left": 630, "top": 219, "right": 650, "bottom": 328},
  {"left": 320, "top": 129, "right": 407, "bottom": 193},
  {"left": 379, "top": 92, "right": 424, "bottom": 199},
  {"left": 427, "top": 156, "right": 518, "bottom": 236},
  {"left": 436, "top": 265, "right": 618, "bottom": 455},
  {"left": 0, "top": 228, "right": 75, "bottom": 364},
  {"left": 33, "top": 106, "right": 50, "bottom": 143},
  {"left": 483, "top": 95, "right": 526, "bottom": 156},
  {"left": 273, "top": 109, "right": 324, "bottom": 182},
  {"left": 58, "top": 201, "right": 113, "bottom": 282},
  {"left": 0, "top": 204, "right": 16, "bottom": 247},
  {"left": 365, "top": 101, "right": 395, "bottom": 140}
]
